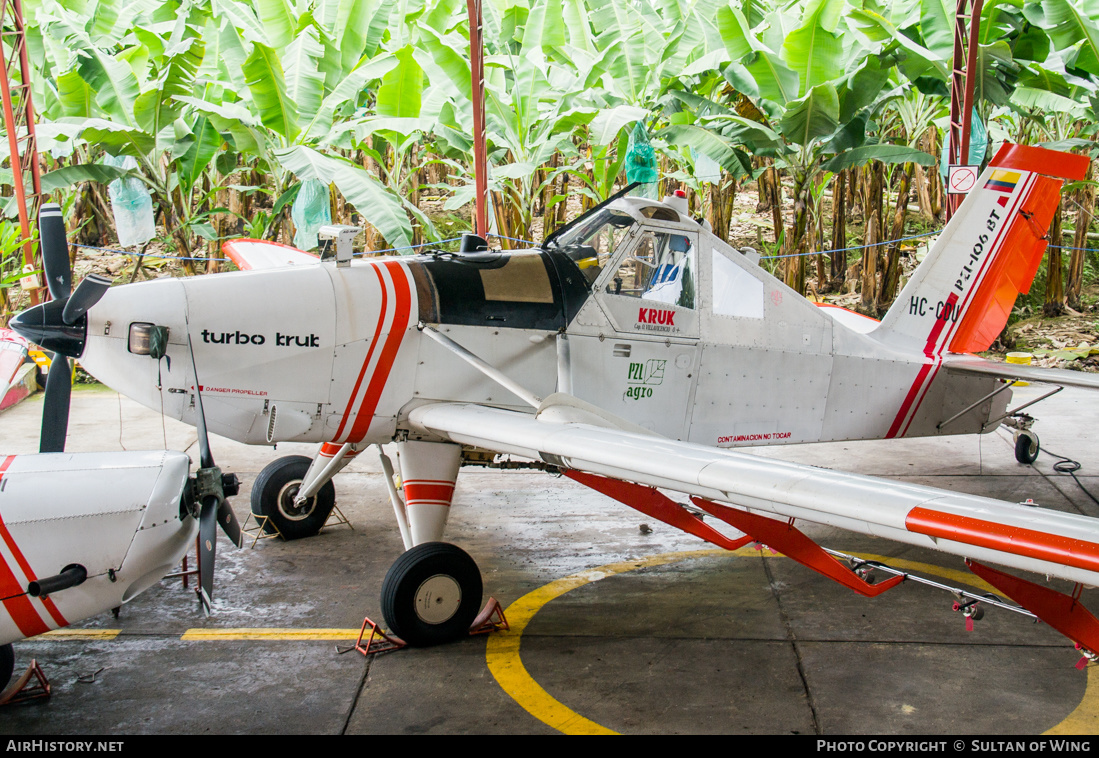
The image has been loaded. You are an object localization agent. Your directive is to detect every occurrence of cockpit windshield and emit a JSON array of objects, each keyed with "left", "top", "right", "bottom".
[{"left": 548, "top": 208, "right": 636, "bottom": 285}]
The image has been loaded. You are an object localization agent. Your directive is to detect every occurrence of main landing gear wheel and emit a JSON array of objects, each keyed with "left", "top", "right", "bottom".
[
  {"left": 250, "top": 455, "right": 335, "bottom": 540},
  {"left": 1015, "top": 430, "right": 1040, "bottom": 464},
  {"left": 0, "top": 644, "right": 12, "bottom": 692},
  {"left": 381, "top": 542, "right": 483, "bottom": 647}
]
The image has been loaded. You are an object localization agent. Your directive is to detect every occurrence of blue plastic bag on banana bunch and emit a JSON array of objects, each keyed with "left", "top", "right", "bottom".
[
  {"left": 626, "top": 122, "right": 659, "bottom": 198},
  {"left": 103, "top": 154, "right": 155, "bottom": 247},
  {"left": 292, "top": 180, "right": 332, "bottom": 251}
]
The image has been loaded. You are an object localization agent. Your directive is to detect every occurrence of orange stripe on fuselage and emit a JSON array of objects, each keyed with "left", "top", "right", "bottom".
[
  {"left": 906, "top": 506, "right": 1099, "bottom": 575},
  {"left": 331, "top": 264, "right": 392, "bottom": 443},
  {"left": 345, "top": 261, "right": 412, "bottom": 444}
]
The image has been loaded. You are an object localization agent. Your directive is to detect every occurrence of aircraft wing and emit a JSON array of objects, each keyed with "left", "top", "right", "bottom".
[
  {"left": 222, "top": 239, "right": 319, "bottom": 271},
  {"left": 942, "top": 354, "right": 1099, "bottom": 391},
  {"left": 408, "top": 401, "right": 1099, "bottom": 587}
]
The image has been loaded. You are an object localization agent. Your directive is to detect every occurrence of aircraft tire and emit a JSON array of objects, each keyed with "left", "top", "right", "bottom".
[
  {"left": 0, "top": 644, "right": 12, "bottom": 692},
  {"left": 1015, "top": 431, "right": 1039, "bottom": 464},
  {"left": 250, "top": 455, "right": 335, "bottom": 540},
  {"left": 380, "top": 542, "right": 483, "bottom": 647}
]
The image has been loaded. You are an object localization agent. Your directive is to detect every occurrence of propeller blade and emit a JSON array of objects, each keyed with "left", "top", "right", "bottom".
[
  {"left": 38, "top": 203, "right": 71, "bottom": 302},
  {"left": 198, "top": 497, "right": 218, "bottom": 615},
  {"left": 62, "top": 274, "right": 112, "bottom": 326},
  {"left": 186, "top": 334, "right": 215, "bottom": 471},
  {"left": 39, "top": 355, "right": 71, "bottom": 453},
  {"left": 218, "top": 499, "right": 243, "bottom": 548},
  {"left": 185, "top": 330, "right": 241, "bottom": 613}
]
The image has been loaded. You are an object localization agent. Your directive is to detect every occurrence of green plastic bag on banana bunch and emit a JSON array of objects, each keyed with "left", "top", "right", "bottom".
[
  {"left": 626, "top": 121, "right": 658, "bottom": 198},
  {"left": 103, "top": 154, "right": 155, "bottom": 247},
  {"left": 292, "top": 179, "right": 332, "bottom": 251}
]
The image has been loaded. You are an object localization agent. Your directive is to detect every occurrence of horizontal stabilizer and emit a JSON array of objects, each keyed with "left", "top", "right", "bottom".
[
  {"left": 222, "top": 239, "right": 319, "bottom": 271},
  {"left": 942, "top": 355, "right": 1099, "bottom": 390}
]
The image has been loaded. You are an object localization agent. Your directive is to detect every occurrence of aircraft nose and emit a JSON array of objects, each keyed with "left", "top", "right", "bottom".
[{"left": 8, "top": 300, "right": 86, "bottom": 358}]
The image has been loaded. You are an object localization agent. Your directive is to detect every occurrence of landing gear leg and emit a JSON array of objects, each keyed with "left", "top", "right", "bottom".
[
  {"left": 379, "top": 441, "right": 479, "bottom": 645},
  {"left": 395, "top": 440, "right": 461, "bottom": 545}
]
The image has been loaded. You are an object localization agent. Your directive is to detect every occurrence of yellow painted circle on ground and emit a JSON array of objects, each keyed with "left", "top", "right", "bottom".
[{"left": 485, "top": 548, "right": 1098, "bottom": 735}]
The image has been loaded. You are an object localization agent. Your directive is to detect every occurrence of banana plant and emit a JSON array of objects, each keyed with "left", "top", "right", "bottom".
[
  {"left": 33, "top": 0, "right": 228, "bottom": 269},
  {"left": 717, "top": 0, "right": 932, "bottom": 294}
]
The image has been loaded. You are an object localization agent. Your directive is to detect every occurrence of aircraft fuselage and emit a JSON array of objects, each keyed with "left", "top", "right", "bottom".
[{"left": 77, "top": 196, "right": 1007, "bottom": 451}]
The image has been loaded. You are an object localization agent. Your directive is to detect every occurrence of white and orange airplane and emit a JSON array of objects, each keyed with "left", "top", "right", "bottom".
[
  {"left": 12, "top": 143, "right": 1099, "bottom": 653},
  {"left": 0, "top": 206, "right": 241, "bottom": 692}
]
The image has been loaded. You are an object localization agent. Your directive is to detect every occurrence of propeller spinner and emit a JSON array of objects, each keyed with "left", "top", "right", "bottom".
[{"left": 9, "top": 204, "right": 110, "bottom": 360}]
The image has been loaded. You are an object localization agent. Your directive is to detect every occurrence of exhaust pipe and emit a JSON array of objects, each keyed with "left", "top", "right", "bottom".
[{"left": 28, "top": 564, "right": 87, "bottom": 597}]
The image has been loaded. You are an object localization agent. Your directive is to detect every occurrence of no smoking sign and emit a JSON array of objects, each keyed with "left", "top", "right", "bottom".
[{"left": 948, "top": 164, "right": 980, "bottom": 195}]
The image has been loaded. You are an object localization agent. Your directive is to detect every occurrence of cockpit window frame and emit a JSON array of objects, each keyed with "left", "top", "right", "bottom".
[{"left": 591, "top": 219, "right": 700, "bottom": 306}]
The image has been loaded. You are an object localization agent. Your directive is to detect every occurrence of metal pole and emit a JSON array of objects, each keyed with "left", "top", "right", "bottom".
[
  {"left": 946, "top": 0, "right": 983, "bottom": 221},
  {"left": 467, "top": 0, "right": 489, "bottom": 238},
  {"left": 0, "top": 0, "right": 41, "bottom": 304}
]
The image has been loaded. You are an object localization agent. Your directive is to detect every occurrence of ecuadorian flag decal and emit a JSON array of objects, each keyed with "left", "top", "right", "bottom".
[{"left": 985, "top": 169, "right": 1020, "bottom": 193}]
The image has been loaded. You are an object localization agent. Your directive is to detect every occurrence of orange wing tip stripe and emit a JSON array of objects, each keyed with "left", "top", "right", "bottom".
[
  {"left": 906, "top": 507, "right": 1099, "bottom": 574},
  {"left": 990, "top": 143, "right": 1090, "bottom": 182}
]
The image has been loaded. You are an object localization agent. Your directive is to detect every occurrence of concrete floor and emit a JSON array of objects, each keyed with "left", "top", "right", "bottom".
[{"left": 1, "top": 383, "right": 1099, "bottom": 735}]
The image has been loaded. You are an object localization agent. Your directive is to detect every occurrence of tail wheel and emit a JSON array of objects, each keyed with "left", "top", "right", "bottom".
[
  {"left": 381, "top": 542, "right": 483, "bottom": 647},
  {"left": 250, "top": 455, "right": 335, "bottom": 540},
  {"left": 1015, "top": 431, "right": 1039, "bottom": 464}
]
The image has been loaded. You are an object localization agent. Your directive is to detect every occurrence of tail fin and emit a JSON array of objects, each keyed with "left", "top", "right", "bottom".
[{"left": 873, "top": 144, "right": 1089, "bottom": 356}]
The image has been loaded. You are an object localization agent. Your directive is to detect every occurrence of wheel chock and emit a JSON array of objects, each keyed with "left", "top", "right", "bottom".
[
  {"left": 0, "top": 659, "right": 50, "bottom": 706},
  {"left": 321, "top": 504, "right": 353, "bottom": 533},
  {"left": 338, "top": 617, "right": 406, "bottom": 657},
  {"left": 469, "top": 597, "right": 509, "bottom": 636},
  {"left": 241, "top": 512, "right": 284, "bottom": 546}
]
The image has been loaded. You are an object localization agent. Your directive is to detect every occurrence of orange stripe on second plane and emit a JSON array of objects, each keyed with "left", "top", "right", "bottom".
[{"left": 0, "top": 456, "right": 59, "bottom": 636}]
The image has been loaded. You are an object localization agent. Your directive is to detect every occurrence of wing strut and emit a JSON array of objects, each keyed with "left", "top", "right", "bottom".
[
  {"left": 419, "top": 324, "right": 542, "bottom": 408},
  {"left": 564, "top": 471, "right": 752, "bottom": 551},
  {"left": 690, "top": 498, "right": 906, "bottom": 598},
  {"left": 966, "top": 560, "right": 1099, "bottom": 668}
]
